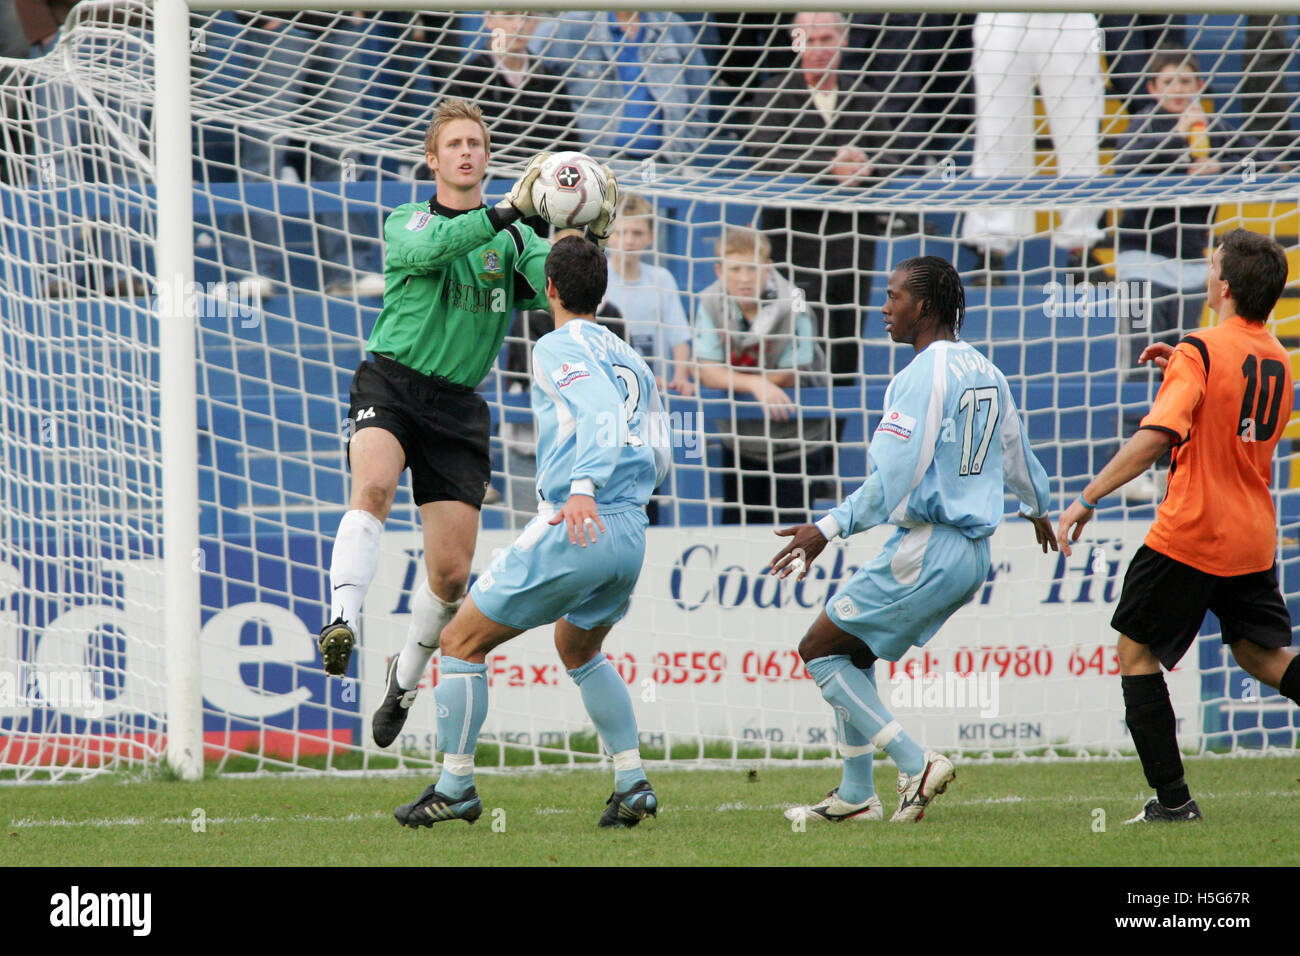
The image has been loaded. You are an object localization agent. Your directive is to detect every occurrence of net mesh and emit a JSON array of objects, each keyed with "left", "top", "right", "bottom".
[{"left": 2, "top": 3, "right": 1298, "bottom": 779}]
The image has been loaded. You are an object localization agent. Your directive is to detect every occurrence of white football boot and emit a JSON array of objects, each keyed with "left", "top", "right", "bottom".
[
  {"left": 784, "top": 788, "right": 883, "bottom": 824},
  {"left": 891, "top": 751, "right": 956, "bottom": 822}
]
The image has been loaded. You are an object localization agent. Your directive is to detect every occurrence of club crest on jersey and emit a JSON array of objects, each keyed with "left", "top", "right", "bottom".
[
  {"left": 405, "top": 211, "right": 432, "bottom": 231},
  {"left": 553, "top": 361, "right": 590, "bottom": 389},
  {"left": 833, "top": 596, "right": 857, "bottom": 619},
  {"left": 878, "top": 409, "right": 917, "bottom": 441},
  {"left": 478, "top": 249, "right": 504, "bottom": 282}
]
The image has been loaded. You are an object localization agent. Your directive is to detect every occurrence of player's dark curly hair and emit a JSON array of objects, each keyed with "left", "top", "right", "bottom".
[
  {"left": 897, "top": 255, "right": 966, "bottom": 334},
  {"left": 545, "top": 235, "right": 607, "bottom": 316},
  {"left": 1217, "top": 228, "right": 1288, "bottom": 321}
]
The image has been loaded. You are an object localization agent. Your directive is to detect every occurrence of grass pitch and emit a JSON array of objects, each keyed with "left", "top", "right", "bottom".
[{"left": 5, "top": 756, "right": 1298, "bottom": 866}]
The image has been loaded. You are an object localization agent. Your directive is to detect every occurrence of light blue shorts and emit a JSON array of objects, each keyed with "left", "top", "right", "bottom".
[
  {"left": 825, "top": 524, "right": 991, "bottom": 662},
  {"left": 470, "top": 506, "right": 647, "bottom": 632}
]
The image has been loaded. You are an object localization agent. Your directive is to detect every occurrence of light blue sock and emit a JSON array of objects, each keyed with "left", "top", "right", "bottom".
[
  {"left": 806, "top": 654, "right": 925, "bottom": 776},
  {"left": 834, "top": 667, "right": 877, "bottom": 804},
  {"left": 569, "top": 654, "right": 646, "bottom": 792},
  {"left": 435, "top": 656, "right": 488, "bottom": 799}
]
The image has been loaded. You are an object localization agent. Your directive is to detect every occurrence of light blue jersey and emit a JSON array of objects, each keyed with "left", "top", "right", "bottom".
[
  {"left": 471, "top": 319, "right": 668, "bottom": 632},
  {"left": 816, "top": 339, "right": 1052, "bottom": 661},
  {"left": 531, "top": 319, "right": 671, "bottom": 513},
  {"left": 818, "top": 339, "right": 1051, "bottom": 542}
]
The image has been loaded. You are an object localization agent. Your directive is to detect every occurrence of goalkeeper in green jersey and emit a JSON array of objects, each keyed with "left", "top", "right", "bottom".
[{"left": 317, "top": 100, "right": 617, "bottom": 748}]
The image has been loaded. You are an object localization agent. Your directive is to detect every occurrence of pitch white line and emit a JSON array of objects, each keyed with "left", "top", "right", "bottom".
[
  {"left": 8, "top": 811, "right": 391, "bottom": 829},
  {"left": 8, "top": 789, "right": 1296, "bottom": 829}
]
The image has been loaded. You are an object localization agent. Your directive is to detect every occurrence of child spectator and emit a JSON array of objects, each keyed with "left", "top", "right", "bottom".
[
  {"left": 604, "top": 193, "right": 694, "bottom": 397},
  {"left": 1111, "top": 49, "right": 1248, "bottom": 502},
  {"left": 695, "top": 227, "right": 832, "bottom": 525},
  {"left": 1114, "top": 50, "right": 1230, "bottom": 369}
]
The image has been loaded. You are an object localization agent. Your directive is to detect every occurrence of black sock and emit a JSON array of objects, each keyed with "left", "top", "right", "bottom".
[
  {"left": 1280, "top": 655, "right": 1300, "bottom": 706},
  {"left": 1121, "top": 672, "right": 1190, "bottom": 808}
]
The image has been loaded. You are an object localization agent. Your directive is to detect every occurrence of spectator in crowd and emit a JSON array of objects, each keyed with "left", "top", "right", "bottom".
[
  {"left": 961, "top": 13, "right": 1106, "bottom": 286},
  {"left": 214, "top": 14, "right": 383, "bottom": 298},
  {"left": 1100, "top": 15, "right": 1186, "bottom": 107},
  {"left": 533, "top": 10, "right": 710, "bottom": 164},
  {"left": 18, "top": 0, "right": 148, "bottom": 295},
  {"left": 1, "top": 0, "right": 27, "bottom": 56},
  {"left": 4, "top": 0, "right": 33, "bottom": 58},
  {"left": 3, "top": 0, "right": 35, "bottom": 185},
  {"left": 742, "top": 11, "right": 886, "bottom": 381},
  {"left": 694, "top": 227, "right": 832, "bottom": 526},
  {"left": 1113, "top": 50, "right": 1222, "bottom": 359},
  {"left": 17, "top": 2, "right": 80, "bottom": 183},
  {"left": 440, "top": 11, "right": 580, "bottom": 163},
  {"left": 715, "top": 11, "right": 973, "bottom": 168},
  {"left": 842, "top": 13, "right": 958, "bottom": 171},
  {"left": 603, "top": 193, "right": 694, "bottom": 397},
  {"left": 14, "top": 0, "right": 73, "bottom": 51},
  {"left": 1110, "top": 49, "right": 1243, "bottom": 501}
]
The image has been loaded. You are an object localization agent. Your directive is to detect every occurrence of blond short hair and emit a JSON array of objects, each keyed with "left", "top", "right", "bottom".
[
  {"left": 425, "top": 98, "right": 491, "bottom": 156},
  {"left": 619, "top": 193, "right": 654, "bottom": 220},
  {"left": 716, "top": 227, "right": 771, "bottom": 262}
]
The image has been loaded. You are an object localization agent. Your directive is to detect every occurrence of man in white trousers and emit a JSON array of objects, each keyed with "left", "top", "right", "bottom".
[{"left": 961, "top": 13, "right": 1107, "bottom": 284}]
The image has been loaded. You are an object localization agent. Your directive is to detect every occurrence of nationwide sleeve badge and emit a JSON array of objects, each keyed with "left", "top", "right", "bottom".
[{"left": 878, "top": 409, "right": 916, "bottom": 441}]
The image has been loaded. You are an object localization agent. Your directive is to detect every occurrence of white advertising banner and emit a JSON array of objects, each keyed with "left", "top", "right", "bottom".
[{"left": 360, "top": 519, "right": 1199, "bottom": 756}]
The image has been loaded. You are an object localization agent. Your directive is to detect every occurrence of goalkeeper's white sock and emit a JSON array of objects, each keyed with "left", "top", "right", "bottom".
[
  {"left": 328, "top": 509, "right": 383, "bottom": 630},
  {"left": 396, "top": 579, "right": 460, "bottom": 690}
]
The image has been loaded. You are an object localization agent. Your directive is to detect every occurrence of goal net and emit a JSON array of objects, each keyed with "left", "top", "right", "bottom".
[{"left": 2, "top": 2, "right": 1298, "bottom": 780}]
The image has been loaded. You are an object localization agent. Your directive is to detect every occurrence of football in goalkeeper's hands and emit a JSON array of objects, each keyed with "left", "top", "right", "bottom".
[{"left": 530, "top": 152, "right": 609, "bottom": 229}]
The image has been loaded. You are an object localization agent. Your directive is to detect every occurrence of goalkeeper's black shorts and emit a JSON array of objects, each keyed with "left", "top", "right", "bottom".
[
  {"left": 1111, "top": 545, "right": 1292, "bottom": 670},
  {"left": 346, "top": 354, "right": 491, "bottom": 508}
]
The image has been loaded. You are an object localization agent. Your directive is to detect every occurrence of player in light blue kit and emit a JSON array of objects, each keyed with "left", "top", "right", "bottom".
[
  {"left": 394, "top": 236, "right": 671, "bottom": 830},
  {"left": 769, "top": 256, "right": 1058, "bottom": 824}
]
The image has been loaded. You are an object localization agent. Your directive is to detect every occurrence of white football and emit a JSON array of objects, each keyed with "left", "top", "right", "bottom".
[{"left": 530, "top": 152, "right": 608, "bottom": 229}]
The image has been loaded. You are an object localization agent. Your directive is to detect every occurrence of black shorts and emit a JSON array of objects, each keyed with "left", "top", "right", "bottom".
[
  {"left": 1111, "top": 545, "right": 1293, "bottom": 670},
  {"left": 348, "top": 354, "right": 491, "bottom": 508}
]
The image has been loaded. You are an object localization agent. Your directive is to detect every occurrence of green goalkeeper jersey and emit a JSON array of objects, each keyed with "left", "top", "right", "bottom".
[{"left": 366, "top": 198, "right": 550, "bottom": 386}]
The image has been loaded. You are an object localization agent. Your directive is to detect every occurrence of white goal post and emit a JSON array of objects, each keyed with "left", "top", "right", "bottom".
[{"left": 1, "top": 1, "right": 1297, "bottom": 782}]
